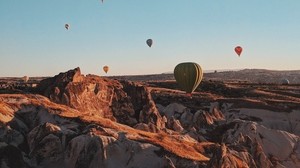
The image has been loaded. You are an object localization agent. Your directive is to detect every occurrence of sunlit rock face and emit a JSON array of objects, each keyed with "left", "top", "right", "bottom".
[
  {"left": 37, "top": 68, "right": 164, "bottom": 128},
  {"left": 0, "top": 94, "right": 207, "bottom": 168}
]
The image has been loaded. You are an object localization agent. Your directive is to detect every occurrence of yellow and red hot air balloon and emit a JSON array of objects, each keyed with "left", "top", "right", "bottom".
[
  {"left": 103, "top": 66, "right": 109, "bottom": 74},
  {"left": 235, "top": 46, "right": 243, "bottom": 56}
]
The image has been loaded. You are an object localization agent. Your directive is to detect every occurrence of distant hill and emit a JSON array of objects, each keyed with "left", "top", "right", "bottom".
[
  {"left": 1, "top": 69, "right": 300, "bottom": 84},
  {"left": 204, "top": 69, "right": 300, "bottom": 84},
  {"left": 162, "top": 69, "right": 242, "bottom": 74},
  {"left": 109, "top": 69, "right": 300, "bottom": 84}
]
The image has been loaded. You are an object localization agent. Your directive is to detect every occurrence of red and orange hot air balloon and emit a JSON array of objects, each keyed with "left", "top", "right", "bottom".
[{"left": 235, "top": 46, "right": 243, "bottom": 57}]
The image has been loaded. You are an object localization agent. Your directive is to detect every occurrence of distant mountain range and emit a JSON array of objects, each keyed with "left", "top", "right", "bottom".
[
  {"left": 162, "top": 69, "right": 243, "bottom": 74},
  {"left": 109, "top": 68, "right": 300, "bottom": 84},
  {"left": 163, "top": 68, "right": 300, "bottom": 74}
]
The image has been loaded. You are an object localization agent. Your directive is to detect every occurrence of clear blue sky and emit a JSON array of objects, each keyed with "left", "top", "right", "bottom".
[{"left": 1, "top": 1, "right": 300, "bottom": 77}]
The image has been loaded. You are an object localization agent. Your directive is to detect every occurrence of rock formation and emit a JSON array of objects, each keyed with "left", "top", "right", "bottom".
[
  {"left": 1, "top": 68, "right": 300, "bottom": 168},
  {"left": 0, "top": 94, "right": 209, "bottom": 168},
  {"left": 37, "top": 68, "right": 164, "bottom": 128}
]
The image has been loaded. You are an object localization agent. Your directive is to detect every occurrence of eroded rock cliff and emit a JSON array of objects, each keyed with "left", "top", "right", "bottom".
[{"left": 37, "top": 68, "right": 164, "bottom": 129}]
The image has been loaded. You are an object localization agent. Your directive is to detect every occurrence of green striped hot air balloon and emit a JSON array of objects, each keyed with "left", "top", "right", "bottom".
[{"left": 174, "top": 62, "right": 203, "bottom": 95}]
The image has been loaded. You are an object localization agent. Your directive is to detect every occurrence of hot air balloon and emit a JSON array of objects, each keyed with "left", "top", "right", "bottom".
[
  {"left": 103, "top": 66, "right": 109, "bottom": 73},
  {"left": 174, "top": 62, "right": 203, "bottom": 97},
  {"left": 65, "top": 24, "right": 70, "bottom": 30},
  {"left": 281, "top": 79, "right": 290, "bottom": 85},
  {"left": 23, "top": 76, "right": 29, "bottom": 83},
  {"left": 235, "top": 46, "right": 242, "bottom": 56},
  {"left": 146, "top": 39, "right": 153, "bottom": 47}
]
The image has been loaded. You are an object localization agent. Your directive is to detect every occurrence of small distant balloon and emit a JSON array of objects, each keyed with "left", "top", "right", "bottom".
[
  {"left": 282, "top": 79, "right": 290, "bottom": 85},
  {"left": 103, "top": 65, "right": 109, "bottom": 73},
  {"left": 235, "top": 46, "right": 243, "bottom": 56},
  {"left": 146, "top": 39, "right": 153, "bottom": 47},
  {"left": 23, "top": 76, "right": 29, "bottom": 83},
  {"left": 65, "top": 24, "right": 70, "bottom": 30}
]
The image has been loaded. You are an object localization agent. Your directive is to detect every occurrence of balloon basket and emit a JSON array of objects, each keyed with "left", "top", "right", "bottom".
[{"left": 186, "top": 93, "right": 192, "bottom": 99}]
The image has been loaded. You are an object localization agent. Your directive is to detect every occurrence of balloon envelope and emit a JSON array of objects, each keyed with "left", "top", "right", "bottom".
[
  {"left": 65, "top": 24, "right": 69, "bottom": 30},
  {"left": 103, "top": 66, "right": 109, "bottom": 73},
  {"left": 174, "top": 62, "right": 203, "bottom": 94},
  {"left": 146, "top": 39, "right": 153, "bottom": 47},
  {"left": 23, "top": 76, "right": 29, "bottom": 83},
  {"left": 235, "top": 46, "right": 242, "bottom": 56},
  {"left": 282, "top": 79, "right": 290, "bottom": 85}
]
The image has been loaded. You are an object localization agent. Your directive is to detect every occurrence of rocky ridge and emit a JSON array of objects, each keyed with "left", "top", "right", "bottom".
[
  {"left": 37, "top": 68, "right": 164, "bottom": 129},
  {"left": 0, "top": 67, "right": 300, "bottom": 168}
]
